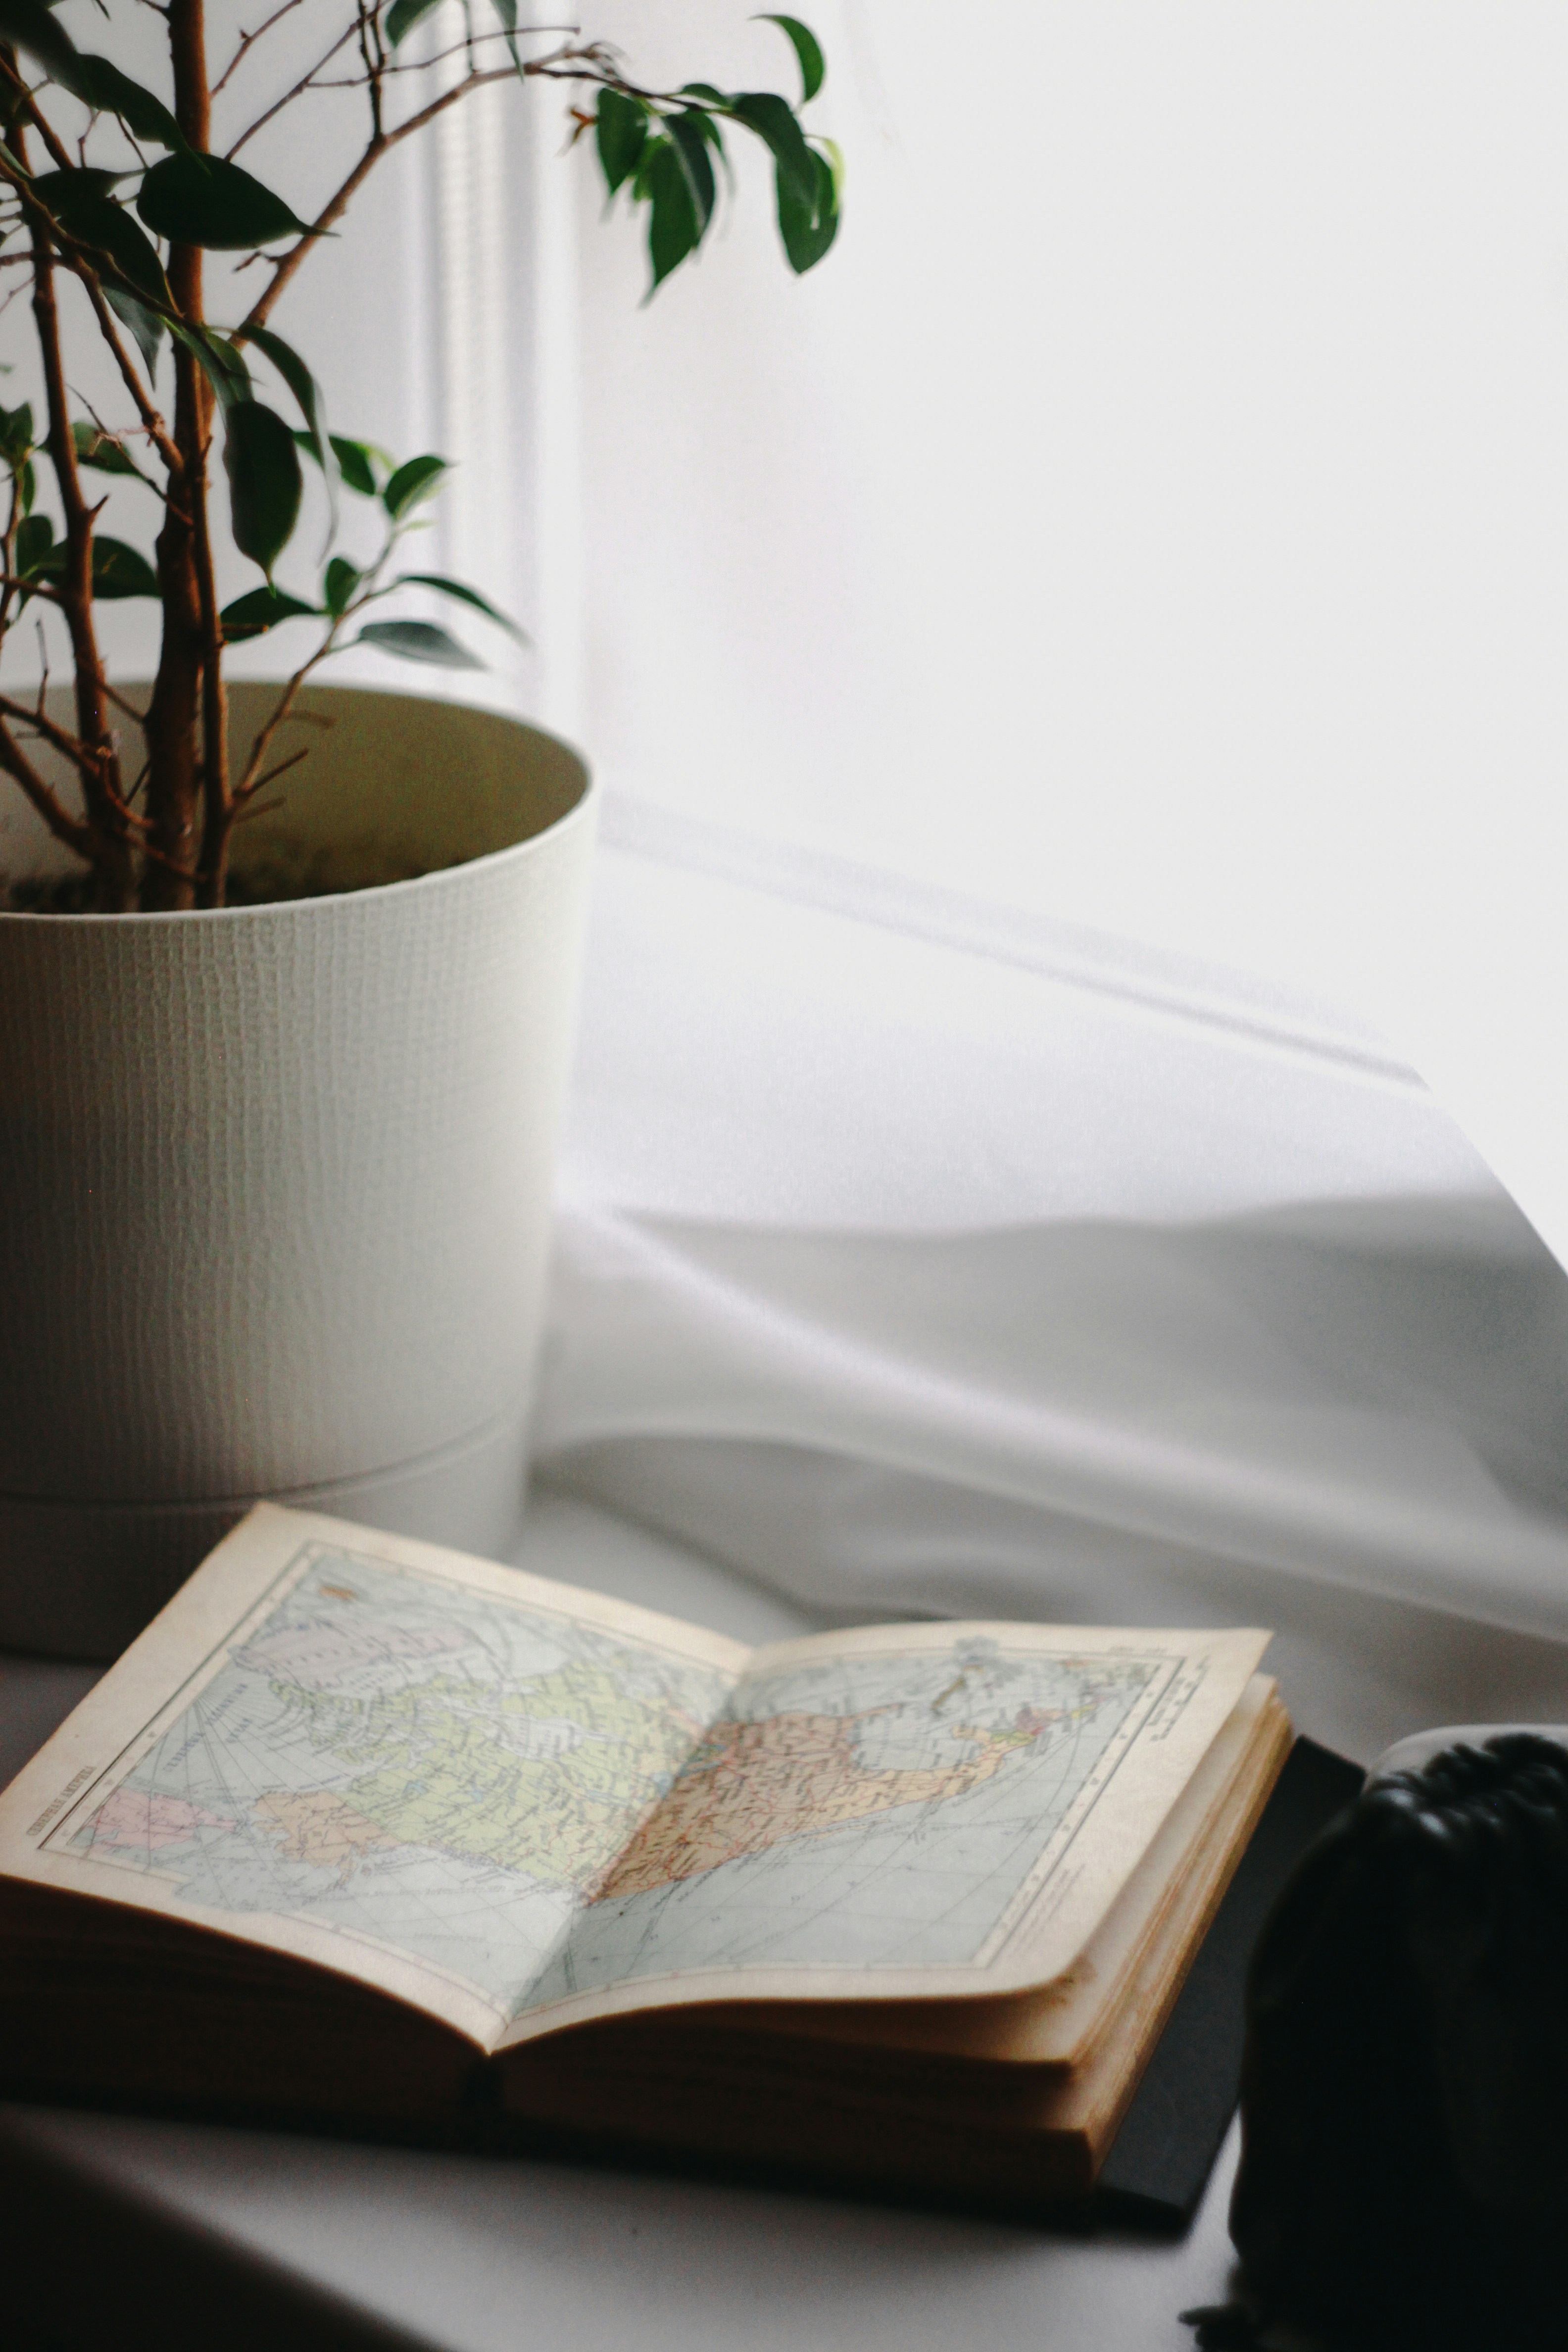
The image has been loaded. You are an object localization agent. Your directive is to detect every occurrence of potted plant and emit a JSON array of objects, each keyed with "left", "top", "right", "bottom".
[{"left": 0, "top": 0, "right": 837, "bottom": 1656}]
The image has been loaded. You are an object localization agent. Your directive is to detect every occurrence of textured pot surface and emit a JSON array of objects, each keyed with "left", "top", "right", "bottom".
[{"left": 0, "top": 684, "right": 595, "bottom": 1656}]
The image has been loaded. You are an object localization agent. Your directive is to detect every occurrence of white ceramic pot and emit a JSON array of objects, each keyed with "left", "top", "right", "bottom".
[{"left": 0, "top": 683, "right": 595, "bottom": 1658}]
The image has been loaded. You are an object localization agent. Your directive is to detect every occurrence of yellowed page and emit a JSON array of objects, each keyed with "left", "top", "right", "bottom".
[
  {"left": 497, "top": 1617, "right": 1270, "bottom": 2047},
  {"left": 0, "top": 1504, "right": 751, "bottom": 2052},
  {"left": 3, "top": 1502, "right": 1270, "bottom": 2061},
  {"left": 693, "top": 1672, "right": 1284, "bottom": 2069}
]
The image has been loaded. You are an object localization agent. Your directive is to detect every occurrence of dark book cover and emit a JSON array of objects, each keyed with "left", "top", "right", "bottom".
[{"left": 1094, "top": 1736, "right": 1366, "bottom": 2229}]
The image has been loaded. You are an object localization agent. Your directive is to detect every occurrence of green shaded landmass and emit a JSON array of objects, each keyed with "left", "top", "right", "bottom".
[{"left": 270, "top": 1658, "right": 704, "bottom": 1891}]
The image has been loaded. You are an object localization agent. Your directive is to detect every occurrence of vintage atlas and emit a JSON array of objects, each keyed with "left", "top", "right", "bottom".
[{"left": 0, "top": 1506, "right": 1289, "bottom": 2209}]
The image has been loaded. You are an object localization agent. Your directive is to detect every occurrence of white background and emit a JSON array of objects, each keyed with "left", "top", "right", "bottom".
[{"left": 568, "top": 0, "right": 1568, "bottom": 1267}]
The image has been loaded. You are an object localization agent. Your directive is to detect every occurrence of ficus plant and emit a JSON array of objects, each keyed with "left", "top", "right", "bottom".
[{"left": 0, "top": 0, "right": 837, "bottom": 911}]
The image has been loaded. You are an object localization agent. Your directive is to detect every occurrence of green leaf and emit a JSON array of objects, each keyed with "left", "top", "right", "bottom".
[
  {"left": 0, "top": 0, "right": 186, "bottom": 147},
  {"left": 330, "top": 435, "right": 380, "bottom": 495},
  {"left": 666, "top": 110, "right": 716, "bottom": 235},
  {"left": 89, "top": 535, "right": 159, "bottom": 598},
  {"left": 63, "top": 55, "right": 185, "bottom": 151},
  {"left": 35, "top": 181, "right": 170, "bottom": 307},
  {"left": 356, "top": 619, "right": 484, "bottom": 670},
  {"left": 0, "top": 0, "right": 78, "bottom": 88},
  {"left": 14, "top": 510, "right": 53, "bottom": 577},
  {"left": 382, "top": 452, "right": 449, "bottom": 521},
  {"left": 139, "top": 152, "right": 309, "bottom": 250},
  {"left": 323, "top": 555, "right": 361, "bottom": 616},
  {"left": 489, "top": 0, "right": 525, "bottom": 73},
  {"left": 171, "top": 321, "right": 251, "bottom": 412},
  {"left": 755, "top": 14, "right": 825, "bottom": 104},
  {"left": 384, "top": 0, "right": 442, "bottom": 47},
  {"left": 596, "top": 90, "right": 647, "bottom": 197},
  {"left": 237, "top": 329, "right": 325, "bottom": 448},
  {"left": 393, "top": 572, "right": 529, "bottom": 642},
  {"left": 18, "top": 457, "right": 35, "bottom": 516},
  {"left": 223, "top": 400, "right": 302, "bottom": 577},
  {"left": 728, "top": 90, "right": 816, "bottom": 208},
  {"left": 244, "top": 324, "right": 333, "bottom": 543},
  {"left": 220, "top": 583, "right": 321, "bottom": 641},
  {"left": 105, "top": 286, "right": 165, "bottom": 379},
  {"left": 293, "top": 431, "right": 381, "bottom": 495},
  {"left": 72, "top": 419, "right": 140, "bottom": 475},
  {"left": 643, "top": 139, "right": 701, "bottom": 293},
  {"left": 683, "top": 104, "right": 729, "bottom": 156},
  {"left": 28, "top": 166, "right": 130, "bottom": 209},
  {"left": 775, "top": 144, "right": 837, "bottom": 273},
  {"left": 0, "top": 399, "right": 32, "bottom": 466}
]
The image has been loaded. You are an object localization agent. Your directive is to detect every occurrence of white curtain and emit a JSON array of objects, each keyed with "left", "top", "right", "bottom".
[
  {"left": 534, "top": 831, "right": 1568, "bottom": 1765},
  {"left": 530, "top": 3, "right": 1568, "bottom": 1759},
  {"left": 571, "top": 0, "right": 1568, "bottom": 1267}
]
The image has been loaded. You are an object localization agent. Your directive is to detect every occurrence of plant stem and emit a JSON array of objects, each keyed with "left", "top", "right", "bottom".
[
  {"left": 239, "top": 62, "right": 522, "bottom": 336},
  {"left": 141, "top": 0, "right": 216, "bottom": 912},
  {"left": 18, "top": 98, "right": 135, "bottom": 911}
]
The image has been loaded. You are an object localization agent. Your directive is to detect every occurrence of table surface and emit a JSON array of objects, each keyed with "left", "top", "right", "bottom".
[{"left": 0, "top": 1498, "right": 1246, "bottom": 2352}]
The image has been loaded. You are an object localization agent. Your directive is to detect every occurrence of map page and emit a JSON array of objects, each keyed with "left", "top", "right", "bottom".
[
  {"left": 521, "top": 1638, "right": 1173, "bottom": 2026},
  {"left": 39, "top": 1532, "right": 737, "bottom": 2034},
  {"left": 2, "top": 1507, "right": 1268, "bottom": 2049}
]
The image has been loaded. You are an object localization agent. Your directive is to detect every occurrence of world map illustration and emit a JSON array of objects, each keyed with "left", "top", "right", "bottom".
[{"left": 61, "top": 1546, "right": 1169, "bottom": 2016}]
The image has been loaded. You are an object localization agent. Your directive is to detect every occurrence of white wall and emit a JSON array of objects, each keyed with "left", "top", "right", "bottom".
[{"left": 572, "top": 1, "right": 1568, "bottom": 1263}]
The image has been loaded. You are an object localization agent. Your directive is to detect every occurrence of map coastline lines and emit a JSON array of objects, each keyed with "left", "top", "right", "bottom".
[
  {"left": 589, "top": 1700, "right": 1066, "bottom": 1901},
  {"left": 60, "top": 1544, "right": 1170, "bottom": 2009}
]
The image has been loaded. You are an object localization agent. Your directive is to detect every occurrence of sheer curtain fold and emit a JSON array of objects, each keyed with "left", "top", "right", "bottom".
[{"left": 537, "top": 851, "right": 1568, "bottom": 1764}]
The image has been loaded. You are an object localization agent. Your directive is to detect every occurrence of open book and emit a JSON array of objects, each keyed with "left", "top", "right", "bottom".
[{"left": 0, "top": 1506, "right": 1290, "bottom": 2209}]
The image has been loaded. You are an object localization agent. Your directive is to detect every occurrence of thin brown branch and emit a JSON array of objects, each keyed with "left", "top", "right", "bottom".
[
  {"left": 213, "top": 0, "right": 311, "bottom": 94},
  {"left": 194, "top": 423, "right": 230, "bottom": 905},
  {"left": 0, "top": 472, "right": 20, "bottom": 641},
  {"left": 99, "top": 676, "right": 152, "bottom": 725},
  {"left": 0, "top": 575, "right": 64, "bottom": 606},
  {"left": 74, "top": 272, "right": 184, "bottom": 479},
  {"left": 353, "top": 0, "right": 384, "bottom": 147},
  {"left": 18, "top": 99, "right": 134, "bottom": 906},
  {"left": 236, "top": 39, "right": 662, "bottom": 336},
  {"left": 141, "top": 0, "right": 213, "bottom": 912},
  {"left": 0, "top": 690, "right": 105, "bottom": 775},
  {"left": 224, "top": 15, "right": 363, "bottom": 159},
  {"left": 316, "top": 21, "right": 563, "bottom": 83},
  {"left": 0, "top": 716, "right": 97, "bottom": 861},
  {"left": 238, "top": 61, "right": 524, "bottom": 330},
  {"left": 236, "top": 744, "right": 308, "bottom": 801},
  {"left": 2, "top": 697, "right": 157, "bottom": 837},
  {"left": 228, "top": 626, "right": 343, "bottom": 803},
  {"left": 70, "top": 392, "right": 170, "bottom": 500},
  {"left": 201, "top": 676, "right": 310, "bottom": 896},
  {"left": 0, "top": 165, "right": 184, "bottom": 481},
  {"left": 135, "top": 828, "right": 220, "bottom": 879},
  {"left": 0, "top": 53, "right": 75, "bottom": 172}
]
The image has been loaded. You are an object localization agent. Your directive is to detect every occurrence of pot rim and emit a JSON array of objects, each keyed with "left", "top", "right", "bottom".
[{"left": 0, "top": 682, "right": 595, "bottom": 927}]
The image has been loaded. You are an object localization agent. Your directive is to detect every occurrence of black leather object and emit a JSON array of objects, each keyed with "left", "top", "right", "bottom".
[{"left": 1215, "top": 1734, "right": 1568, "bottom": 2348}]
